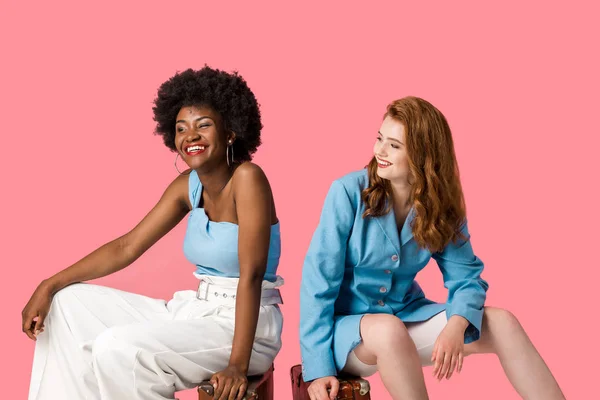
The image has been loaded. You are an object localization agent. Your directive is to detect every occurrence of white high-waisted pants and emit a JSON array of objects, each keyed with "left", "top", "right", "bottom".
[
  {"left": 28, "top": 276, "right": 284, "bottom": 400},
  {"left": 343, "top": 311, "right": 447, "bottom": 377}
]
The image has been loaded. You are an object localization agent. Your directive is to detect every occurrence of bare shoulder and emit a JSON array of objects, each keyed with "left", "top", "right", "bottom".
[
  {"left": 168, "top": 170, "right": 192, "bottom": 191},
  {"left": 163, "top": 170, "right": 192, "bottom": 210},
  {"left": 232, "top": 162, "right": 277, "bottom": 223},
  {"left": 232, "top": 162, "right": 270, "bottom": 188}
]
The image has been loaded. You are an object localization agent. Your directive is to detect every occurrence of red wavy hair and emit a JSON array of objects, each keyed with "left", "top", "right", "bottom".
[{"left": 361, "top": 97, "right": 466, "bottom": 253}]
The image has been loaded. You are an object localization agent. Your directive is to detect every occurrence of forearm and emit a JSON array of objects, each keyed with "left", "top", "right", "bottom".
[
  {"left": 42, "top": 236, "right": 137, "bottom": 295},
  {"left": 299, "top": 273, "right": 340, "bottom": 380},
  {"left": 228, "top": 274, "right": 264, "bottom": 373}
]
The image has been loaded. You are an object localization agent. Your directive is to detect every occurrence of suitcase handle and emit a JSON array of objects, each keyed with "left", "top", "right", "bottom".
[{"left": 290, "top": 365, "right": 371, "bottom": 397}]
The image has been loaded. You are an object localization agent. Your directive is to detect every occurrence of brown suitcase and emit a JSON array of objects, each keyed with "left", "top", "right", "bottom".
[
  {"left": 197, "top": 365, "right": 274, "bottom": 400},
  {"left": 290, "top": 364, "right": 371, "bottom": 400}
]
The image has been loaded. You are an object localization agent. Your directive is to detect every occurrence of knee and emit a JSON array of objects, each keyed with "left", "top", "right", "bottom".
[
  {"left": 52, "top": 283, "right": 86, "bottom": 306},
  {"left": 48, "top": 283, "right": 89, "bottom": 319},
  {"left": 361, "top": 314, "right": 412, "bottom": 354},
  {"left": 484, "top": 307, "right": 523, "bottom": 335},
  {"left": 92, "top": 326, "right": 139, "bottom": 368}
]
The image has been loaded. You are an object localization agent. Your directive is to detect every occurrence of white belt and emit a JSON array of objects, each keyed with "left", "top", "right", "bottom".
[{"left": 196, "top": 278, "right": 283, "bottom": 305}]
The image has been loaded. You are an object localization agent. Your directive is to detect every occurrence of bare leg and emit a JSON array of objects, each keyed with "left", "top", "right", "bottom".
[
  {"left": 353, "top": 314, "right": 429, "bottom": 400},
  {"left": 464, "top": 307, "right": 565, "bottom": 400}
]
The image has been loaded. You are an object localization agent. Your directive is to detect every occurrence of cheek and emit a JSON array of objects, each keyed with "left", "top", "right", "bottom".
[
  {"left": 174, "top": 136, "right": 182, "bottom": 150},
  {"left": 373, "top": 141, "right": 380, "bottom": 154},
  {"left": 393, "top": 152, "right": 409, "bottom": 169},
  {"left": 401, "top": 154, "right": 410, "bottom": 168},
  {"left": 209, "top": 130, "right": 226, "bottom": 147}
]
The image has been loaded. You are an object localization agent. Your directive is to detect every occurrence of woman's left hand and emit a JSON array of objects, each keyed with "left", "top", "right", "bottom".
[
  {"left": 431, "top": 317, "right": 468, "bottom": 381},
  {"left": 210, "top": 365, "right": 249, "bottom": 400}
]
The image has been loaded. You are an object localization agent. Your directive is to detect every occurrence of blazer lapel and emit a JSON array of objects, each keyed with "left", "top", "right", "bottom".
[
  {"left": 374, "top": 207, "right": 401, "bottom": 254},
  {"left": 400, "top": 207, "right": 415, "bottom": 246}
]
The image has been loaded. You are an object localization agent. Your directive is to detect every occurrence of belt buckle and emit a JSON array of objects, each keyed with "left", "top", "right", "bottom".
[{"left": 196, "top": 279, "right": 211, "bottom": 301}]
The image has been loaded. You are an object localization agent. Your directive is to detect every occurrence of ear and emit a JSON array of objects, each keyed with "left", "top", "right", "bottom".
[{"left": 227, "top": 131, "right": 237, "bottom": 144}]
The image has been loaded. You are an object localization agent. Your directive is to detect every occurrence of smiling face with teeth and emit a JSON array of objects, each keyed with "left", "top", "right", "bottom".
[
  {"left": 174, "top": 106, "right": 235, "bottom": 172},
  {"left": 373, "top": 116, "right": 411, "bottom": 184}
]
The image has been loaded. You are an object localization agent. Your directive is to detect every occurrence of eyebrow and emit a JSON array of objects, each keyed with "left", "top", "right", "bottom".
[
  {"left": 378, "top": 131, "right": 403, "bottom": 144},
  {"left": 176, "top": 116, "right": 213, "bottom": 124}
]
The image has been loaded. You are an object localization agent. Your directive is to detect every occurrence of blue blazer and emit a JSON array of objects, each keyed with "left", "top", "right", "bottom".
[{"left": 299, "top": 169, "right": 489, "bottom": 381}]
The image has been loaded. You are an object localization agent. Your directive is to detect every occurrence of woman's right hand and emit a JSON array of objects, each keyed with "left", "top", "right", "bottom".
[
  {"left": 307, "top": 376, "right": 339, "bottom": 400},
  {"left": 22, "top": 282, "right": 53, "bottom": 341}
]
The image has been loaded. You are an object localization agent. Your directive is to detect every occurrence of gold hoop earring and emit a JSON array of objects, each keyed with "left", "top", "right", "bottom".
[
  {"left": 174, "top": 153, "right": 191, "bottom": 175},
  {"left": 227, "top": 142, "right": 234, "bottom": 167}
]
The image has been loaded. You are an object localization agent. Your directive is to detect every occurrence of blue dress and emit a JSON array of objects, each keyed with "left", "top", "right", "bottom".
[
  {"left": 299, "top": 169, "right": 489, "bottom": 381},
  {"left": 183, "top": 170, "right": 281, "bottom": 281}
]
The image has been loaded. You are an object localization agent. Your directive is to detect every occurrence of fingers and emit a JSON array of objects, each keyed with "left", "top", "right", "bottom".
[
  {"left": 211, "top": 371, "right": 249, "bottom": 400},
  {"left": 432, "top": 347, "right": 442, "bottom": 377},
  {"left": 329, "top": 377, "right": 339, "bottom": 400},
  {"left": 431, "top": 332, "right": 465, "bottom": 381},
  {"left": 220, "top": 381, "right": 233, "bottom": 400},
  {"left": 228, "top": 383, "right": 238, "bottom": 400},
  {"left": 229, "top": 379, "right": 247, "bottom": 400},
  {"left": 307, "top": 385, "right": 316, "bottom": 400},
  {"left": 22, "top": 313, "right": 37, "bottom": 341},
  {"left": 24, "top": 328, "right": 36, "bottom": 341},
  {"left": 434, "top": 351, "right": 464, "bottom": 381},
  {"left": 431, "top": 340, "right": 439, "bottom": 363},
  {"left": 34, "top": 313, "right": 47, "bottom": 337},
  {"left": 437, "top": 352, "right": 450, "bottom": 380},
  {"left": 315, "top": 384, "right": 329, "bottom": 400},
  {"left": 446, "top": 353, "right": 458, "bottom": 380},
  {"left": 212, "top": 376, "right": 222, "bottom": 399},
  {"left": 217, "top": 379, "right": 234, "bottom": 400},
  {"left": 308, "top": 381, "right": 330, "bottom": 400},
  {"left": 230, "top": 382, "right": 248, "bottom": 400}
]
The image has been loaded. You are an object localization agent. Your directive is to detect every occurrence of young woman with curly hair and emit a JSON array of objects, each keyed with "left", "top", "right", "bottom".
[
  {"left": 299, "top": 97, "right": 564, "bottom": 400},
  {"left": 23, "top": 67, "right": 283, "bottom": 400}
]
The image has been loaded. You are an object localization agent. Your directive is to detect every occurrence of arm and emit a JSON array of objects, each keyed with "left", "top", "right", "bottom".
[
  {"left": 300, "top": 180, "right": 355, "bottom": 381},
  {"left": 22, "top": 173, "right": 190, "bottom": 339},
  {"left": 42, "top": 173, "right": 190, "bottom": 294},
  {"left": 432, "top": 220, "right": 489, "bottom": 343},
  {"left": 209, "top": 163, "right": 275, "bottom": 400},
  {"left": 229, "top": 164, "right": 274, "bottom": 372}
]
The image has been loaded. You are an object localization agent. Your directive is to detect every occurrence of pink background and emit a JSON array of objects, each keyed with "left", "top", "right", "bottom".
[{"left": 1, "top": 1, "right": 598, "bottom": 398}]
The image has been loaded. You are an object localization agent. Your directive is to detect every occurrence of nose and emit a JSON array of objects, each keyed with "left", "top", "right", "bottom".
[
  {"left": 374, "top": 142, "right": 387, "bottom": 158},
  {"left": 184, "top": 130, "right": 201, "bottom": 143}
]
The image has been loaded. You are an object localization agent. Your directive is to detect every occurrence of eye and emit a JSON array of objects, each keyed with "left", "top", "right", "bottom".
[
  {"left": 176, "top": 126, "right": 185, "bottom": 133},
  {"left": 391, "top": 144, "right": 399, "bottom": 149},
  {"left": 376, "top": 136, "right": 382, "bottom": 141},
  {"left": 197, "top": 124, "right": 211, "bottom": 129}
]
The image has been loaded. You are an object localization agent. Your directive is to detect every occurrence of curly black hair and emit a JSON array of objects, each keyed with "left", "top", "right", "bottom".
[{"left": 152, "top": 66, "right": 262, "bottom": 162}]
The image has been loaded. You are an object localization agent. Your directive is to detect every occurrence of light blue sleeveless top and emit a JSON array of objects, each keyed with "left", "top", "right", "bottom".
[{"left": 183, "top": 170, "right": 281, "bottom": 282}]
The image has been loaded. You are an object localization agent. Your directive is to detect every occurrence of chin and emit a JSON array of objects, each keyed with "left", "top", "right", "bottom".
[
  {"left": 186, "top": 157, "right": 208, "bottom": 171},
  {"left": 376, "top": 167, "right": 391, "bottom": 180}
]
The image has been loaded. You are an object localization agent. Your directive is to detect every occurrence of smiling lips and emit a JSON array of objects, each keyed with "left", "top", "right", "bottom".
[
  {"left": 377, "top": 158, "right": 392, "bottom": 168},
  {"left": 184, "top": 144, "right": 207, "bottom": 156}
]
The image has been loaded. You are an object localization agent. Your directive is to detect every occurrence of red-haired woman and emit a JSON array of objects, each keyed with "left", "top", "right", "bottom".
[{"left": 299, "top": 97, "right": 564, "bottom": 400}]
